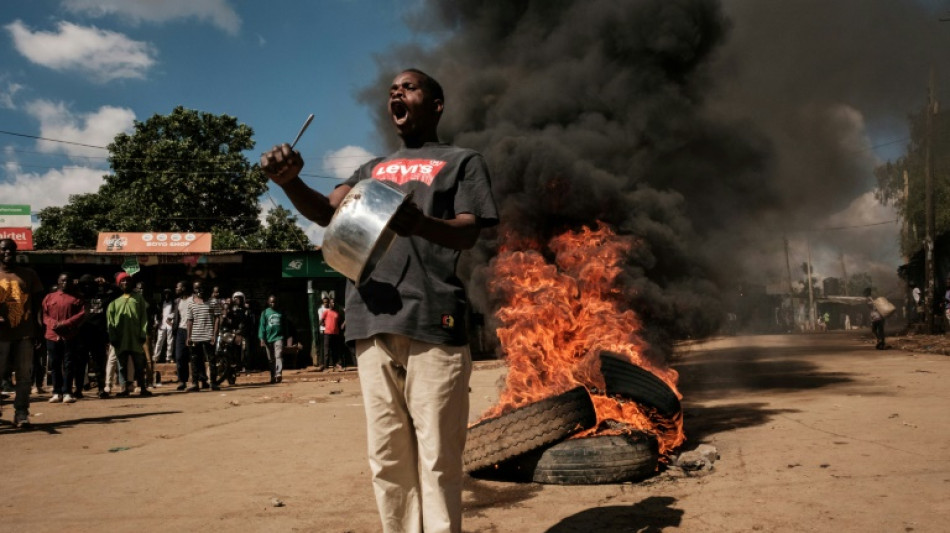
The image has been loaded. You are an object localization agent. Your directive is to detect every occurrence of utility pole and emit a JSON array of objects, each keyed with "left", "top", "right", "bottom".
[
  {"left": 903, "top": 169, "right": 913, "bottom": 323},
  {"left": 784, "top": 236, "right": 795, "bottom": 295},
  {"left": 806, "top": 238, "right": 816, "bottom": 330},
  {"left": 839, "top": 251, "right": 849, "bottom": 296},
  {"left": 924, "top": 69, "right": 938, "bottom": 333}
]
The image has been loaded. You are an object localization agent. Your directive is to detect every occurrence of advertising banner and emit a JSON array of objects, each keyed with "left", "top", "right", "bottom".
[
  {"left": 281, "top": 252, "right": 342, "bottom": 278},
  {"left": 0, "top": 228, "right": 33, "bottom": 250},
  {"left": 122, "top": 257, "right": 141, "bottom": 276},
  {"left": 0, "top": 204, "right": 32, "bottom": 227},
  {"left": 96, "top": 232, "right": 212, "bottom": 253}
]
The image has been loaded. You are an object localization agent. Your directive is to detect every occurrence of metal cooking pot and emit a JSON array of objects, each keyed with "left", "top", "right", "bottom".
[{"left": 322, "top": 179, "right": 408, "bottom": 286}]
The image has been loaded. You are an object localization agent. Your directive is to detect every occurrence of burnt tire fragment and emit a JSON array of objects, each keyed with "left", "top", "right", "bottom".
[
  {"left": 525, "top": 430, "right": 659, "bottom": 484},
  {"left": 600, "top": 352, "right": 681, "bottom": 417},
  {"left": 464, "top": 386, "right": 597, "bottom": 473}
]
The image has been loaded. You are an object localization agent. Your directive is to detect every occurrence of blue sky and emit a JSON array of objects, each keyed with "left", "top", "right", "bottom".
[{"left": 0, "top": 0, "right": 423, "bottom": 243}]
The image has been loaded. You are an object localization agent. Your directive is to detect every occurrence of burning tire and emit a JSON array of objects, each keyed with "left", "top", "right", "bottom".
[
  {"left": 525, "top": 429, "right": 659, "bottom": 484},
  {"left": 600, "top": 352, "right": 681, "bottom": 417},
  {"left": 464, "top": 386, "right": 597, "bottom": 473}
]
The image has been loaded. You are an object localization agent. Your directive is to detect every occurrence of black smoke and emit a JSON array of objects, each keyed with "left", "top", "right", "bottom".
[{"left": 357, "top": 0, "right": 950, "bottom": 353}]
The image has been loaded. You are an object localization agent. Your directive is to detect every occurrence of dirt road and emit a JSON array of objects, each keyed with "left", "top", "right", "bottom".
[{"left": 2, "top": 331, "right": 948, "bottom": 532}]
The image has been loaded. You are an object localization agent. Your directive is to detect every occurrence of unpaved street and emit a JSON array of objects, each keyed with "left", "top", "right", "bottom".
[{"left": 2, "top": 331, "right": 948, "bottom": 532}]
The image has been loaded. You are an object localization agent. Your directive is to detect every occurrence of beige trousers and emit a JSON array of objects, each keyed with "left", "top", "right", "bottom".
[{"left": 356, "top": 334, "right": 472, "bottom": 533}]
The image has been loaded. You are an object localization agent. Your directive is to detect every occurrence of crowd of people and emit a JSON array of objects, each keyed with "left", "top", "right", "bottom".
[{"left": 0, "top": 237, "right": 353, "bottom": 428}]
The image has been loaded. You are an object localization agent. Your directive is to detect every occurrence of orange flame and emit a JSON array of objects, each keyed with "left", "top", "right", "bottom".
[{"left": 483, "top": 223, "right": 685, "bottom": 456}]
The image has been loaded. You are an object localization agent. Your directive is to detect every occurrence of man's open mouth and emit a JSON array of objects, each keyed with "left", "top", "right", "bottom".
[{"left": 391, "top": 101, "right": 409, "bottom": 125}]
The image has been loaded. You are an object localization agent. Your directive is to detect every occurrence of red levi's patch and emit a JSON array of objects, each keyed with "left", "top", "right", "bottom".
[{"left": 372, "top": 159, "right": 447, "bottom": 186}]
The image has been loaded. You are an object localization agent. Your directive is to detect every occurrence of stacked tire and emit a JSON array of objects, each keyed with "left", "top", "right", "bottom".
[{"left": 464, "top": 352, "right": 677, "bottom": 485}]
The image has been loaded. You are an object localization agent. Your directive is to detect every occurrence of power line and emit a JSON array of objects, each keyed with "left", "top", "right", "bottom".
[
  {"left": 790, "top": 219, "right": 898, "bottom": 233},
  {"left": 0, "top": 129, "right": 377, "bottom": 161},
  {"left": 4, "top": 160, "right": 345, "bottom": 180},
  {"left": 0, "top": 129, "right": 109, "bottom": 150}
]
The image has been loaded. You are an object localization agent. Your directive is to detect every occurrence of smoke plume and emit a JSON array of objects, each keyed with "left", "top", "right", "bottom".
[{"left": 358, "top": 0, "right": 950, "bottom": 350}]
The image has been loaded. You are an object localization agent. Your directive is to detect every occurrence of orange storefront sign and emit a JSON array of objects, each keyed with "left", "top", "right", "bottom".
[{"left": 96, "top": 232, "right": 212, "bottom": 253}]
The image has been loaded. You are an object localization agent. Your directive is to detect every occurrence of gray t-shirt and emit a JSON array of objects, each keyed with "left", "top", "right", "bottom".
[{"left": 341, "top": 142, "right": 498, "bottom": 345}]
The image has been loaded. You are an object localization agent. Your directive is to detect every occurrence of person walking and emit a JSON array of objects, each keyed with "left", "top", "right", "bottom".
[
  {"left": 42, "top": 272, "right": 86, "bottom": 403},
  {"left": 106, "top": 272, "right": 151, "bottom": 397},
  {"left": 865, "top": 287, "right": 886, "bottom": 350},
  {"left": 261, "top": 69, "right": 498, "bottom": 533},
  {"left": 258, "top": 295, "right": 286, "bottom": 384},
  {"left": 0, "top": 238, "right": 44, "bottom": 427}
]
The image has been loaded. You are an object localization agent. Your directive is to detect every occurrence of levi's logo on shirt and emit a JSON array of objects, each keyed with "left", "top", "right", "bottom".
[{"left": 373, "top": 159, "right": 447, "bottom": 186}]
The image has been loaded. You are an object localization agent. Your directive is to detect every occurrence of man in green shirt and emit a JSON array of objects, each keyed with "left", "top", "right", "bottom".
[
  {"left": 258, "top": 294, "right": 286, "bottom": 384},
  {"left": 106, "top": 272, "right": 151, "bottom": 397}
]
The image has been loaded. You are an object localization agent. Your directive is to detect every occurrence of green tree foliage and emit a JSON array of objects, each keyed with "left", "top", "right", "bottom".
[
  {"left": 212, "top": 206, "right": 310, "bottom": 250},
  {"left": 255, "top": 206, "right": 310, "bottom": 250},
  {"left": 34, "top": 107, "right": 309, "bottom": 250},
  {"left": 875, "top": 109, "right": 950, "bottom": 257}
]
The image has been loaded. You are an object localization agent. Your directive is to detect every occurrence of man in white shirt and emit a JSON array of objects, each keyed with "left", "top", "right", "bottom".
[{"left": 153, "top": 288, "right": 175, "bottom": 364}]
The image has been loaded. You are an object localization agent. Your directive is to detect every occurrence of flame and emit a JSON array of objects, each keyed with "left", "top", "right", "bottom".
[{"left": 482, "top": 223, "right": 685, "bottom": 456}]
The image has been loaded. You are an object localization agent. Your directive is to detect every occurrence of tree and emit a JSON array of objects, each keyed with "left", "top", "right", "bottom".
[
  {"left": 797, "top": 262, "right": 821, "bottom": 298},
  {"left": 255, "top": 206, "right": 311, "bottom": 250},
  {"left": 35, "top": 106, "right": 307, "bottom": 250},
  {"left": 875, "top": 110, "right": 950, "bottom": 257},
  {"left": 212, "top": 206, "right": 311, "bottom": 250}
]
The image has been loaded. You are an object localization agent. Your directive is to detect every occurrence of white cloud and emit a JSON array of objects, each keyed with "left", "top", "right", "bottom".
[
  {"left": 305, "top": 222, "right": 326, "bottom": 246},
  {"left": 0, "top": 82, "right": 24, "bottom": 109},
  {"left": 6, "top": 20, "right": 156, "bottom": 82},
  {"left": 322, "top": 145, "right": 375, "bottom": 180},
  {"left": 0, "top": 164, "right": 105, "bottom": 212},
  {"left": 63, "top": 0, "right": 241, "bottom": 35},
  {"left": 25, "top": 100, "right": 135, "bottom": 157}
]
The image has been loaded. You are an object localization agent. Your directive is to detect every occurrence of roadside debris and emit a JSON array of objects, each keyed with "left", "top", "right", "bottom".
[{"left": 668, "top": 444, "right": 719, "bottom": 475}]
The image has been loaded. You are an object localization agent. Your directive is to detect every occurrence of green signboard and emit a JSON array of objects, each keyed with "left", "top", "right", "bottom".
[
  {"left": 122, "top": 257, "right": 141, "bottom": 276},
  {"left": 281, "top": 252, "right": 343, "bottom": 278},
  {"left": 0, "top": 205, "right": 30, "bottom": 215},
  {"left": 0, "top": 204, "right": 32, "bottom": 227}
]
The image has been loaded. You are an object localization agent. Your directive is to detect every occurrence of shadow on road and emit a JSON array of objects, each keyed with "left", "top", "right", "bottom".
[
  {"left": 0, "top": 410, "right": 181, "bottom": 435},
  {"left": 676, "top": 347, "right": 860, "bottom": 403},
  {"left": 544, "top": 496, "right": 683, "bottom": 532},
  {"left": 674, "top": 337, "right": 874, "bottom": 444},
  {"left": 682, "top": 402, "right": 798, "bottom": 444}
]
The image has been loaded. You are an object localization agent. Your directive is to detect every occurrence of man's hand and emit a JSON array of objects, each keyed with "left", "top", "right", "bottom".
[
  {"left": 389, "top": 199, "right": 425, "bottom": 237},
  {"left": 261, "top": 143, "right": 304, "bottom": 185}
]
